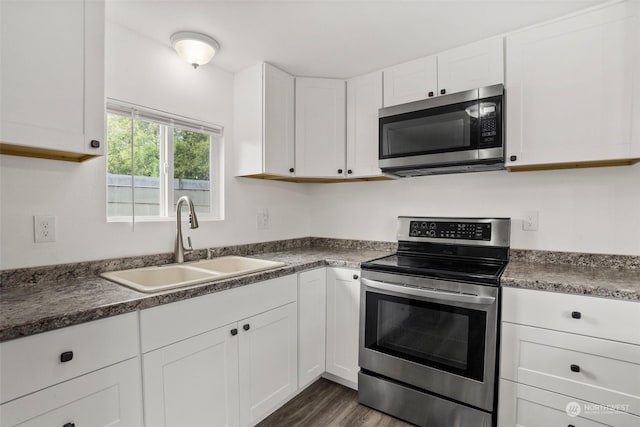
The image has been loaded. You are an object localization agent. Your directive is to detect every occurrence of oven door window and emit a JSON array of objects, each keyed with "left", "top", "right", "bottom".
[
  {"left": 379, "top": 99, "right": 479, "bottom": 158},
  {"left": 364, "top": 291, "right": 486, "bottom": 381}
]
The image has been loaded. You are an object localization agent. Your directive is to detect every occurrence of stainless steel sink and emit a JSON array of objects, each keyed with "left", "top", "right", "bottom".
[{"left": 101, "top": 256, "right": 286, "bottom": 293}]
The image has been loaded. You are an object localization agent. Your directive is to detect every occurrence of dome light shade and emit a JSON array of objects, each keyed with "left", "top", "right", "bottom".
[{"left": 170, "top": 31, "right": 220, "bottom": 69}]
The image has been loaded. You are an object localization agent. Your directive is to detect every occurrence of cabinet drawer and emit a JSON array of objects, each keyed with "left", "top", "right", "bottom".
[
  {"left": 498, "top": 380, "right": 640, "bottom": 427},
  {"left": 0, "top": 312, "right": 138, "bottom": 403},
  {"left": 140, "top": 275, "right": 297, "bottom": 352},
  {"left": 501, "top": 323, "right": 640, "bottom": 416},
  {"left": 0, "top": 357, "right": 142, "bottom": 427},
  {"left": 502, "top": 287, "right": 640, "bottom": 344}
]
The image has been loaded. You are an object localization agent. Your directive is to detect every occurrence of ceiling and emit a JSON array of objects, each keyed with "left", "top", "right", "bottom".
[{"left": 107, "top": 0, "right": 606, "bottom": 78}]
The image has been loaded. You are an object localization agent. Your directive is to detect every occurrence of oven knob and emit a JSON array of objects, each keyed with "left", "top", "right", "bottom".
[
  {"left": 429, "top": 230, "right": 436, "bottom": 237},
  {"left": 421, "top": 222, "right": 427, "bottom": 229},
  {"left": 411, "top": 230, "right": 419, "bottom": 236},
  {"left": 429, "top": 223, "right": 436, "bottom": 229}
]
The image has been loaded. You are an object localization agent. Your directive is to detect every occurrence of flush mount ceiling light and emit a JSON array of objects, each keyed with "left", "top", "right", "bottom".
[{"left": 170, "top": 31, "right": 220, "bottom": 69}]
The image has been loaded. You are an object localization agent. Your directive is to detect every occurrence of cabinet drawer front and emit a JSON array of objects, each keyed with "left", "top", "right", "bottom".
[
  {"left": 502, "top": 287, "right": 640, "bottom": 344},
  {"left": 499, "top": 380, "right": 640, "bottom": 427},
  {"left": 0, "top": 358, "right": 142, "bottom": 427},
  {"left": 140, "top": 275, "right": 297, "bottom": 352},
  {"left": 0, "top": 312, "right": 138, "bottom": 403},
  {"left": 501, "top": 323, "right": 640, "bottom": 416}
]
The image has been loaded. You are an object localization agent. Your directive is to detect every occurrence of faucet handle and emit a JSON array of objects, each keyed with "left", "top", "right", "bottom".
[
  {"left": 187, "top": 236, "right": 193, "bottom": 251},
  {"left": 207, "top": 248, "right": 215, "bottom": 259}
]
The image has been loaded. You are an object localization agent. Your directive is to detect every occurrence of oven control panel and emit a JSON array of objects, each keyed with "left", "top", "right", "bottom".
[{"left": 409, "top": 221, "right": 491, "bottom": 241}]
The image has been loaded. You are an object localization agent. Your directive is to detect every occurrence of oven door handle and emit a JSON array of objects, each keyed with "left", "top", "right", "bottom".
[{"left": 361, "top": 278, "right": 496, "bottom": 305}]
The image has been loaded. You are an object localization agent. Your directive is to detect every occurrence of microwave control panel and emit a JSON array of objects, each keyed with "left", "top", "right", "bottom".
[
  {"left": 478, "top": 98, "right": 501, "bottom": 147},
  {"left": 409, "top": 221, "right": 491, "bottom": 241}
]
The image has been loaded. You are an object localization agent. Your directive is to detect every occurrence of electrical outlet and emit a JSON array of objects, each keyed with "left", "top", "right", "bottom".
[
  {"left": 256, "top": 208, "right": 270, "bottom": 230},
  {"left": 523, "top": 211, "right": 539, "bottom": 231},
  {"left": 34, "top": 215, "right": 56, "bottom": 243}
]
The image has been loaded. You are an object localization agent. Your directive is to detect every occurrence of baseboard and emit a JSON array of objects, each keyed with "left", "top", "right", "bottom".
[{"left": 322, "top": 372, "right": 358, "bottom": 391}]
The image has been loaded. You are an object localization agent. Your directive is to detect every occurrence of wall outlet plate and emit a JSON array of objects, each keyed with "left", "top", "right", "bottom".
[
  {"left": 523, "top": 211, "right": 539, "bottom": 231},
  {"left": 34, "top": 215, "right": 56, "bottom": 243}
]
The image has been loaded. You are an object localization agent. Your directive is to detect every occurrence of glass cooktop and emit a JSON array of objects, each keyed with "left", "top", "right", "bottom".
[{"left": 361, "top": 254, "right": 506, "bottom": 285}]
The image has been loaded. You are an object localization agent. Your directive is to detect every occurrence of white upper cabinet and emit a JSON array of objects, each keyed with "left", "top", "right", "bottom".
[
  {"left": 295, "top": 77, "right": 347, "bottom": 178},
  {"left": 383, "top": 55, "right": 438, "bottom": 107},
  {"left": 383, "top": 37, "right": 504, "bottom": 107},
  {"left": 506, "top": 1, "right": 640, "bottom": 169},
  {"left": 0, "top": 0, "right": 105, "bottom": 161},
  {"left": 437, "top": 36, "right": 504, "bottom": 96},
  {"left": 234, "top": 63, "right": 295, "bottom": 177},
  {"left": 347, "top": 71, "right": 383, "bottom": 178}
]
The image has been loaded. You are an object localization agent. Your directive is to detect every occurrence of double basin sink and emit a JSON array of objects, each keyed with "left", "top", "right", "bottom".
[{"left": 101, "top": 256, "right": 286, "bottom": 293}]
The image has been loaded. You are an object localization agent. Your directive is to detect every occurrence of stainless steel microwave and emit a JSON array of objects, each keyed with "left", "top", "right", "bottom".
[{"left": 379, "top": 84, "right": 504, "bottom": 177}]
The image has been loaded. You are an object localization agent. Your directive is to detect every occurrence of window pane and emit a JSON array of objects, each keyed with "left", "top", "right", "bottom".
[
  {"left": 107, "top": 114, "right": 133, "bottom": 217},
  {"left": 173, "top": 128, "right": 211, "bottom": 215},
  {"left": 106, "top": 114, "right": 161, "bottom": 217}
]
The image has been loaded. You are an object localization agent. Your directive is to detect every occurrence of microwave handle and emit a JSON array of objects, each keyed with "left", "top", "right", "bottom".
[{"left": 361, "top": 278, "right": 496, "bottom": 306}]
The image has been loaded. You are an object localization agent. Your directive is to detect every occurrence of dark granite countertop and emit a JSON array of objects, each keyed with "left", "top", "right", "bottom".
[
  {"left": 2, "top": 240, "right": 638, "bottom": 343},
  {"left": 0, "top": 247, "right": 391, "bottom": 343},
  {"left": 502, "top": 260, "right": 640, "bottom": 301}
]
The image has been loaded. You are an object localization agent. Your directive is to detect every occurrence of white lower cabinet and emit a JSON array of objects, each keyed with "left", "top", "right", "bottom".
[
  {"left": 499, "top": 287, "right": 640, "bottom": 426},
  {"left": 140, "top": 275, "right": 298, "bottom": 427},
  {"left": 325, "top": 268, "right": 361, "bottom": 388},
  {"left": 0, "top": 358, "right": 142, "bottom": 427},
  {"left": 239, "top": 302, "right": 298, "bottom": 426},
  {"left": 143, "top": 325, "right": 240, "bottom": 427},
  {"left": 298, "top": 268, "right": 327, "bottom": 388}
]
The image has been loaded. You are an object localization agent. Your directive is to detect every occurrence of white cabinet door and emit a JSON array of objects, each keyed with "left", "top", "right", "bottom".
[
  {"left": 383, "top": 55, "right": 438, "bottom": 107},
  {"left": 347, "top": 71, "right": 383, "bottom": 178},
  {"left": 506, "top": 1, "right": 640, "bottom": 168},
  {"left": 234, "top": 63, "right": 295, "bottom": 177},
  {"left": 325, "top": 268, "right": 360, "bottom": 388},
  {"left": 0, "top": 0, "right": 105, "bottom": 159},
  {"left": 143, "top": 325, "right": 240, "bottom": 427},
  {"left": 437, "top": 37, "right": 504, "bottom": 95},
  {"left": 0, "top": 358, "right": 142, "bottom": 427},
  {"left": 264, "top": 63, "right": 295, "bottom": 176},
  {"left": 298, "top": 268, "right": 327, "bottom": 388},
  {"left": 239, "top": 302, "right": 298, "bottom": 427},
  {"left": 295, "top": 77, "right": 347, "bottom": 178}
]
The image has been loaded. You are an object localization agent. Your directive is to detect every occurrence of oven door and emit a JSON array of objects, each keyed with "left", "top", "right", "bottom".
[{"left": 359, "top": 270, "right": 499, "bottom": 411}]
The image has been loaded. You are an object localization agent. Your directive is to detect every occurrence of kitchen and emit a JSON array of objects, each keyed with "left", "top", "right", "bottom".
[{"left": 1, "top": 0, "right": 639, "bottom": 426}]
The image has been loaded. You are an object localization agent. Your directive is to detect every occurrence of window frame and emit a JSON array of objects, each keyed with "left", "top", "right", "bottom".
[{"left": 106, "top": 99, "right": 224, "bottom": 223}]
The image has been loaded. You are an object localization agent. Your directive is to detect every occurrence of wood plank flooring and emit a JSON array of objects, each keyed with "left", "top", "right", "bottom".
[{"left": 257, "top": 378, "right": 415, "bottom": 427}]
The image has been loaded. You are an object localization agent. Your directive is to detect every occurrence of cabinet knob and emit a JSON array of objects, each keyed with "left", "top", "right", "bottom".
[
  {"left": 428, "top": 91, "right": 434, "bottom": 97},
  {"left": 337, "top": 169, "right": 343, "bottom": 174},
  {"left": 60, "top": 351, "right": 74, "bottom": 363},
  {"left": 90, "top": 140, "right": 100, "bottom": 149},
  {"left": 570, "top": 364, "right": 581, "bottom": 373},
  {"left": 289, "top": 168, "right": 294, "bottom": 173},
  {"left": 571, "top": 311, "right": 581, "bottom": 319},
  {"left": 509, "top": 155, "right": 517, "bottom": 162},
  {"left": 347, "top": 169, "right": 353, "bottom": 175},
  {"left": 440, "top": 89, "right": 446, "bottom": 95},
  {"left": 353, "top": 274, "right": 359, "bottom": 280},
  {"left": 243, "top": 324, "right": 250, "bottom": 331},
  {"left": 230, "top": 328, "right": 238, "bottom": 336},
  {"left": 63, "top": 423, "right": 75, "bottom": 427}
]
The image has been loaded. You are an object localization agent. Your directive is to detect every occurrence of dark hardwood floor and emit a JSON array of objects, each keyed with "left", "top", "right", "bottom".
[{"left": 257, "top": 378, "right": 415, "bottom": 427}]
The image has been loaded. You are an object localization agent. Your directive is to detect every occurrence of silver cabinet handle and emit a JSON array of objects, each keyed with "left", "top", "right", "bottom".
[{"left": 362, "top": 278, "right": 496, "bottom": 305}]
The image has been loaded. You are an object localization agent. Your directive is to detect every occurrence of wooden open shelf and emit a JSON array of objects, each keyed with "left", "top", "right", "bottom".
[
  {"left": 0, "top": 143, "right": 100, "bottom": 163},
  {"left": 238, "top": 173, "right": 395, "bottom": 183},
  {"left": 508, "top": 158, "right": 640, "bottom": 172}
]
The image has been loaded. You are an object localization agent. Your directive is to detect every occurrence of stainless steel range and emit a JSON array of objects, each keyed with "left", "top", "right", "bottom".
[{"left": 358, "top": 217, "right": 511, "bottom": 427}]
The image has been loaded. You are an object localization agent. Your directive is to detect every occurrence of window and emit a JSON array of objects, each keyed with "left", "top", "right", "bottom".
[{"left": 106, "top": 101, "right": 223, "bottom": 221}]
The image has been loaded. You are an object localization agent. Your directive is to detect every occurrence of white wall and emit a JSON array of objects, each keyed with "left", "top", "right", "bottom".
[
  {"left": 0, "top": 22, "right": 310, "bottom": 269},
  {"left": 307, "top": 166, "right": 640, "bottom": 256}
]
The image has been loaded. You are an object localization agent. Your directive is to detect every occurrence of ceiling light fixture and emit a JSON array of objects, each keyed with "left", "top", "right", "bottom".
[{"left": 170, "top": 31, "right": 220, "bottom": 69}]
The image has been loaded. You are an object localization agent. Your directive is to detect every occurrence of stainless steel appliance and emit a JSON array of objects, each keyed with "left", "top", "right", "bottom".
[
  {"left": 379, "top": 85, "right": 504, "bottom": 177},
  {"left": 358, "top": 217, "right": 511, "bottom": 427}
]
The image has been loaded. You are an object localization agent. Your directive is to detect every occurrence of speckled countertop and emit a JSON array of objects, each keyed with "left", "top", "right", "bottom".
[
  {"left": 0, "top": 245, "right": 391, "bottom": 342},
  {"left": 1, "top": 239, "right": 638, "bottom": 343}
]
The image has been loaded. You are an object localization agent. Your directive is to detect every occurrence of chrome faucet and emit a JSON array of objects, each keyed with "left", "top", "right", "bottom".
[{"left": 175, "top": 195, "right": 199, "bottom": 263}]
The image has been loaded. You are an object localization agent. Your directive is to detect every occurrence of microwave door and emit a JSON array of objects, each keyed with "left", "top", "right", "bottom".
[{"left": 379, "top": 97, "right": 481, "bottom": 169}]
